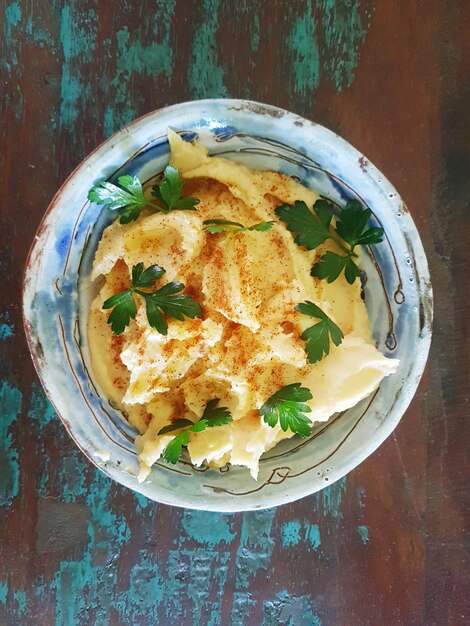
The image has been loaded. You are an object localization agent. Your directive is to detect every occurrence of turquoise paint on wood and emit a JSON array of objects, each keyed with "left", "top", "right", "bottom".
[
  {"left": 305, "top": 522, "right": 321, "bottom": 550},
  {"left": 28, "top": 383, "right": 57, "bottom": 426},
  {"left": 181, "top": 509, "right": 236, "bottom": 546},
  {"left": 281, "top": 520, "right": 321, "bottom": 550},
  {"left": 230, "top": 592, "right": 257, "bottom": 626},
  {"left": 115, "top": 550, "right": 164, "bottom": 625},
  {"left": 104, "top": 17, "right": 174, "bottom": 136},
  {"left": 185, "top": 548, "right": 230, "bottom": 625},
  {"left": 289, "top": 0, "right": 320, "bottom": 98},
  {"left": 188, "top": 0, "right": 228, "bottom": 98},
  {"left": 164, "top": 548, "right": 231, "bottom": 624},
  {"left": 0, "top": 324, "right": 13, "bottom": 340},
  {"left": 320, "top": 0, "right": 370, "bottom": 92},
  {"left": 311, "top": 475, "right": 347, "bottom": 519},
  {"left": 50, "top": 466, "right": 131, "bottom": 625},
  {"left": 59, "top": 4, "right": 97, "bottom": 130},
  {"left": 162, "top": 505, "right": 234, "bottom": 624},
  {"left": 0, "top": 582, "right": 7, "bottom": 606},
  {"left": 281, "top": 520, "right": 302, "bottom": 547},
  {"left": 104, "top": 3, "right": 175, "bottom": 136},
  {"left": 12, "top": 590, "right": 26, "bottom": 614},
  {"left": 357, "top": 524, "right": 370, "bottom": 545},
  {"left": 286, "top": 0, "right": 372, "bottom": 100},
  {"left": 2, "top": 1, "right": 21, "bottom": 73},
  {"left": 0, "top": 381, "right": 22, "bottom": 506},
  {"left": 263, "top": 590, "right": 322, "bottom": 626},
  {"left": 5, "top": 1, "right": 21, "bottom": 42},
  {"left": 235, "top": 509, "right": 276, "bottom": 589},
  {"left": 132, "top": 489, "right": 153, "bottom": 513}
]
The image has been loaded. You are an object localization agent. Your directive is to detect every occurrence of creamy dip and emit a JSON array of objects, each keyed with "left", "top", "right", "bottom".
[{"left": 88, "top": 130, "right": 398, "bottom": 481}]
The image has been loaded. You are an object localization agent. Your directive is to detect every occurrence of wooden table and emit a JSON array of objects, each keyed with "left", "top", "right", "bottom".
[{"left": 1, "top": 1, "right": 469, "bottom": 624}]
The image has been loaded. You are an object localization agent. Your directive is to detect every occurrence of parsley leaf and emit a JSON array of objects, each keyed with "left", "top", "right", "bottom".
[
  {"left": 311, "top": 251, "right": 361, "bottom": 284},
  {"left": 295, "top": 301, "right": 344, "bottom": 363},
  {"left": 131, "top": 262, "right": 166, "bottom": 287},
  {"left": 199, "top": 398, "right": 233, "bottom": 426},
  {"left": 102, "top": 263, "right": 201, "bottom": 335},
  {"left": 88, "top": 167, "right": 199, "bottom": 223},
  {"left": 102, "top": 290, "right": 137, "bottom": 335},
  {"left": 203, "top": 218, "right": 275, "bottom": 233},
  {"left": 260, "top": 383, "right": 313, "bottom": 438},
  {"left": 275, "top": 200, "right": 333, "bottom": 249},
  {"left": 276, "top": 197, "right": 384, "bottom": 284},
  {"left": 158, "top": 399, "right": 233, "bottom": 464},
  {"left": 158, "top": 418, "right": 195, "bottom": 435},
  {"left": 335, "top": 200, "right": 384, "bottom": 247},
  {"left": 88, "top": 175, "right": 154, "bottom": 224},
  {"left": 162, "top": 431, "right": 190, "bottom": 464},
  {"left": 138, "top": 282, "right": 202, "bottom": 336},
  {"left": 152, "top": 165, "right": 199, "bottom": 212},
  {"left": 311, "top": 200, "right": 383, "bottom": 284}
]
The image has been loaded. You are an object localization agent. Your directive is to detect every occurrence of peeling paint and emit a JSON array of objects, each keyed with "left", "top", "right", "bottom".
[
  {"left": 281, "top": 520, "right": 302, "bottom": 547},
  {"left": 312, "top": 476, "right": 347, "bottom": 519},
  {"left": 164, "top": 547, "right": 230, "bottom": 624},
  {"left": 27, "top": 383, "right": 57, "bottom": 495},
  {"left": 0, "top": 381, "right": 22, "bottom": 506},
  {"left": 28, "top": 383, "right": 57, "bottom": 426},
  {"left": 235, "top": 508, "right": 276, "bottom": 589},
  {"left": 59, "top": 4, "right": 97, "bottom": 130},
  {"left": 12, "top": 590, "right": 26, "bottom": 614},
  {"left": 289, "top": 0, "right": 320, "bottom": 98},
  {"left": 263, "top": 590, "right": 322, "bottom": 626},
  {"left": 2, "top": 2, "right": 21, "bottom": 73},
  {"left": 104, "top": 5, "right": 175, "bottom": 136},
  {"left": 160, "top": 507, "right": 234, "bottom": 623},
  {"left": 286, "top": 0, "right": 372, "bottom": 99},
  {"left": 357, "top": 525, "right": 370, "bottom": 545},
  {"left": 51, "top": 462, "right": 131, "bottom": 625},
  {"left": 0, "top": 582, "right": 7, "bottom": 606},
  {"left": 5, "top": 1, "right": 21, "bottom": 44},
  {"left": 319, "top": 0, "right": 370, "bottom": 92},
  {"left": 230, "top": 592, "right": 256, "bottom": 626},
  {"left": 188, "top": 0, "right": 228, "bottom": 98},
  {"left": 181, "top": 509, "right": 236, "bottom": 546},
  {"left": 305, "top": 522, "right": 321, "bottom": 550},
  {"left": 281, "top": 520, "right": 321, "bottom": 551},
  {"left": 116, "top": 551, "right": 163, "bottom": 624},
  {"left": 0, "top": 323, "right": 13, "bottom": 340}
]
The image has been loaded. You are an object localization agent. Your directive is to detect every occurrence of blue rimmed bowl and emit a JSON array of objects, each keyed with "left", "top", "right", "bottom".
[{"left": 23, "top": 99, "right": 433, "bottom": 511}]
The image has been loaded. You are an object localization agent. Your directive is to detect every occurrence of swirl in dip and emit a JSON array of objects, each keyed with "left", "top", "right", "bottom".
[{"left": 88, "top": 130, "right": 398, "bottom": 481}]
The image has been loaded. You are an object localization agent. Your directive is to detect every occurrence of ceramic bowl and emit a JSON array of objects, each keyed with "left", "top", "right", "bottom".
[{"left": 23, "top": 99, "right": 433, "bottom": 511}]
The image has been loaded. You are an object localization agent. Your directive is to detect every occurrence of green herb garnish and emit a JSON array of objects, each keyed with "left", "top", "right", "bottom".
[
  {"left": 275, "top": 198, "right": 383, "bottom": 284},
  {"left": 203, "top": 219, "right": 275, "bottom": 233},
  {"left": 275, "top": 199, "right": 335, "bottom": 249},
  {"left": 102, "top": 262, "right": 201, "bottom": 335},
  {"left": 158, "top": 399, "right": 233, "bottom": 464},
  {"left": 151, "top": 165, "right": 200, "bottom": 212},
  {"left": 88, "top": 174, "right": 151, "bottom": 224},
  {"left": 260, "top": 383, "right": 313, "bottom": 438},
  {"left": 295, "top": 301, "right": 344, "bottom": 363},
  {"left": 88, "top": 166, "right": 199, "bottom": 224}
]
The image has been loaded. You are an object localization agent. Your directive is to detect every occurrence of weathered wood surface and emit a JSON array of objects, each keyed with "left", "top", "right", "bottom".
[{"left": 1, "top": 1, "right": 469, "bottom": 624}]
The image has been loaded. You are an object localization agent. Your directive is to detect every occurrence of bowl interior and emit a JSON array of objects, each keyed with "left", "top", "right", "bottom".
[{"left": 23, "top": 100, "right": 432, "bottom": 511}]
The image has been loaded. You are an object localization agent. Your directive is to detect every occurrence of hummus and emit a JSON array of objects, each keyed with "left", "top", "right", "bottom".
[{"left": 88, "top": 129, "right": 399, "bottom": 481}]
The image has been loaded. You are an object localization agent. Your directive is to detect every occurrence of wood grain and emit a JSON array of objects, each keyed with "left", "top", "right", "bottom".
[{"left": 0, "top": 1, "right": 469, "bottom": 624}]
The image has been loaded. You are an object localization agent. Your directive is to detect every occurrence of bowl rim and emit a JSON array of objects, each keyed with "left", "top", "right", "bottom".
[{"left": 22, "top": 98, "right": 433, "bottom": 511}]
